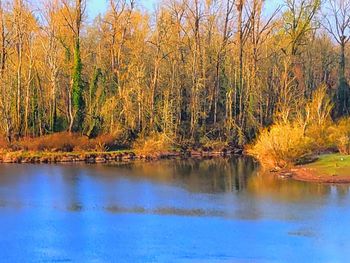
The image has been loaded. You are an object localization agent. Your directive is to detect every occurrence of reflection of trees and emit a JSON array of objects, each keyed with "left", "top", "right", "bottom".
[
  {"left": 0, "top": 165, "right": 86, "bottom": 211},
  {"left": 52, "top": 162, "right": 350, "bottom": 202},
  {"left": 169, "top": 157, "right": 258, "bottom": 193},
  {"left": 247, "top": 171, "right": 333, "bottom": 202},
  {"left": 101, "top": 157, "right": 258, "bottom": 194},
  {"left": 0, "top": 165, "right": 33, "bottom": 186},
  {"left": 336, "top": 185, "right": 350, "bottom": 198},
  {"left": 62, "top": 166, "right": 83, "bottom": 212},
  {"left": 1, "top": 161, "right": 350, "bottom": 211}
]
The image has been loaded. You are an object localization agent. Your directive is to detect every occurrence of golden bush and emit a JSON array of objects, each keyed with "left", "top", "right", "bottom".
[
  {"left": 248, "top": 123, "right": 312, "bottom": 168},
  {"left": 329, "top": 119, "right": 350, "bottom": 155},
  {"left": 249, "top": 85, "right": 335, "bottom": 169},
  {"left": 133, "top": 133, "right": 174, "bottom": 155}
]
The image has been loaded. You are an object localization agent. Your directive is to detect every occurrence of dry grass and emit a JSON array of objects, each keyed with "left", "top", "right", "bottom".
[
  {"left": 9, "top": 132, "right": 121, "bottom": 152},
  {"left": 133, "top": 133, "right": 174, "bottom": 155}
]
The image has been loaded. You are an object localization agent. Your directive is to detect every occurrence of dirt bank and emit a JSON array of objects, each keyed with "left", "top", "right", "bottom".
[
  {"left": 291, "top": 167, "right": 350, "bottom": 184},
  {"left": 0, "top": 149, "right": 243, "bottom": 164}
]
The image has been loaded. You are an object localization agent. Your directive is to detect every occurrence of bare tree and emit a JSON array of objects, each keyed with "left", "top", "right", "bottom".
[{"left": 323, "top": 0, "right": 350, "bottom": 116}]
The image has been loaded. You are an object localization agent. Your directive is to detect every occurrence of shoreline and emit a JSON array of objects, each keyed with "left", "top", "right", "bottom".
[
  {"left": 290, "top": 167, "right": 350, "bottom": 184},
  {"left": 3, "top": 149, "right": 350, "bottom": 184},
  {"left": 0, "top": 149, "right": 244, "bottom": 164}
]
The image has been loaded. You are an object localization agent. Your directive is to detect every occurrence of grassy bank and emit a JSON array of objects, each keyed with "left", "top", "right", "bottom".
[
  {"left": 292, "top": 154, "right": 350, "bottom": 183},
  {"left": 304, "top": 154, "right": 350, "bottom": 176}
]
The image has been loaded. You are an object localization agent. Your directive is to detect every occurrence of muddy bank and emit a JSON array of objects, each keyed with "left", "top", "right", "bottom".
[
  {"left": 287, "top": 167, "right": 350, "bottom": 184},
  {"left": 0, "top": 148, "right": 243, "bottom": 164}
]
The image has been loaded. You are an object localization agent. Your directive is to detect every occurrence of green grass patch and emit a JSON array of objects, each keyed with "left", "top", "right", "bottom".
[{"left": 304, "top": 154, "right": 350, "bottom": 176}]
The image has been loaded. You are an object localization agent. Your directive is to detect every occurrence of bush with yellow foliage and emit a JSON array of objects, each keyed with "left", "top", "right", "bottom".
[
  {"left": 248, "top": 122, "right": 312, "bottom": 168},
  {"left": 133, "top": 133, "right": 175, "bottom": 156},
  {"left": 249, "top": 85, "right": 335, "bottom": 168},
  {"left": 330, "top": 119, "right": 350, "bottom": 155}
]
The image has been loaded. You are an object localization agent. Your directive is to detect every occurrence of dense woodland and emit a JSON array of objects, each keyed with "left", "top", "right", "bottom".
[{"left": 0, "top": 0, "right": 349, "bottom": 149}]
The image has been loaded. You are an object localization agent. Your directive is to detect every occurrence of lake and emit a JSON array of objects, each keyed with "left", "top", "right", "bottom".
[{"left": 0, "top": 157, "right": 349, "bottom": 262}]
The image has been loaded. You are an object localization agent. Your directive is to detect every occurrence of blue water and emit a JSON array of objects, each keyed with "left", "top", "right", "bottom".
[{"left": 0, "top": 158, "right": 349, "bottom": 262}]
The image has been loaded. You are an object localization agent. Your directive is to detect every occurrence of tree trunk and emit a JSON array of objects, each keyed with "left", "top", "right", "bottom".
[
  {"left": 237, "top": 0, "right": 244, "bottom": 130},
  {"left": 338, "top": 41, "right": 349, "bottom": 116}
]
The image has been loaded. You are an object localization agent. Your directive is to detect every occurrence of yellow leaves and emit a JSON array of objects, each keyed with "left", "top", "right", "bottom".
[
  {"left": 100, "top": 96, "right": 117, "bottom": 120},
  {"left": 329, "top": 119, "right": 350, "bottom": 155},
  {"left": 133, "top": 132, "right": 174, "bottom": 155},
  {"left": 248, "top": 122, "right": 312, "bottom": 168},
  {"left": 305, "top": 84, "right": 333, "bottom": 126},
  {"left": 281, "top": 0, "right": 321, "bottom": 55},
  {"left": 250, "top": 84, "right": 334, "bottom": 169}
]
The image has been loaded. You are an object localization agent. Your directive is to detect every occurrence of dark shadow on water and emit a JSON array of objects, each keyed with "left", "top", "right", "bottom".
[{"left": 106, "top": 205, "right": 225, "bottom": 218}]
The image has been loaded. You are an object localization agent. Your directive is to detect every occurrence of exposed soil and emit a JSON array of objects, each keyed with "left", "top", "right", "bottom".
[{"left": 291, "top": 167, "right": 350, "bottom": 184}]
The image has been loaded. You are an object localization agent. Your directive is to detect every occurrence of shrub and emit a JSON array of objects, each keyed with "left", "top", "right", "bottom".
[
  {"left": 199, "top": 136, "right": 229, "bottom": 151},
  {"left": 13, "top": 133, "right": 79, "bottom": 152},
  {"left": 133, "top": 133, "right": 174, "bottom": 155},
  {"left": 330, "top": 119, "right": 350, "bottom": 154},
  {"left": 248, "top": 123, "right": 312, "bottom": 168},
  {"left": 302, "top": 84, "right": 334, "bottom": 152},
  {"left": 10, "top": 132, "right": 124, "bottom": 152},
  {"left": 249, "top": 85, "right": 335, "bottom": 169},
  {"left": 76, "top": 134, "right": 124, "bottom": 152},
  {"left": 0, "top": 136, "right": 9, "bottom": 150},
  {"left": 306, "top": 123, "right": 334, "bottom": 152}
]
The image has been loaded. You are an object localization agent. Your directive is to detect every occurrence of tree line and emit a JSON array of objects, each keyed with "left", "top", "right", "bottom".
[{"left": 0, "top": 0, "right": 349, "bottom": 146}]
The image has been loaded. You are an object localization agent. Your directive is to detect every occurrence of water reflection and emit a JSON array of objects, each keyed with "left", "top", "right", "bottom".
[
  {"left": 0, "top": 158, "right": 350, "bottom": 213},
  {"left": 1, "top": 159, "right": 350, "bottom": 262},
  {"left": 102, "top": 157, "right": 258, "bottom": 193},
  {"left": 101, "top": 158, "right": 350, "bottom": 203},
  {"left": 247, "top": 171, "right": 350, "bottom": 203}
]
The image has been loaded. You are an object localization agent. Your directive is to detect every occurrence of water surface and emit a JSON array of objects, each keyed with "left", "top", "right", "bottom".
[{"left": 0, "top": 158, "right": 349, "bottom": 262}]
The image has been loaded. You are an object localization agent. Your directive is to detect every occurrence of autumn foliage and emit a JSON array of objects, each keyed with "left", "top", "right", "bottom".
[
  {"left": 249, "top": 85, "right": 340, "bottom": 168},
  {"left": 0, "top": 0, "right": 350, "bottom": 157},
  {"left": 5, "top": 133, "right": 119, "bottom": 152},
  {"left": 133, "top": 133, "right": 174, "bottom": 156}
]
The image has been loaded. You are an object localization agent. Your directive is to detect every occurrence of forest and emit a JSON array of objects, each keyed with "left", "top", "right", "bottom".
[{"left": 0, "top": 0, "right": 350, "bottom": 159}]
